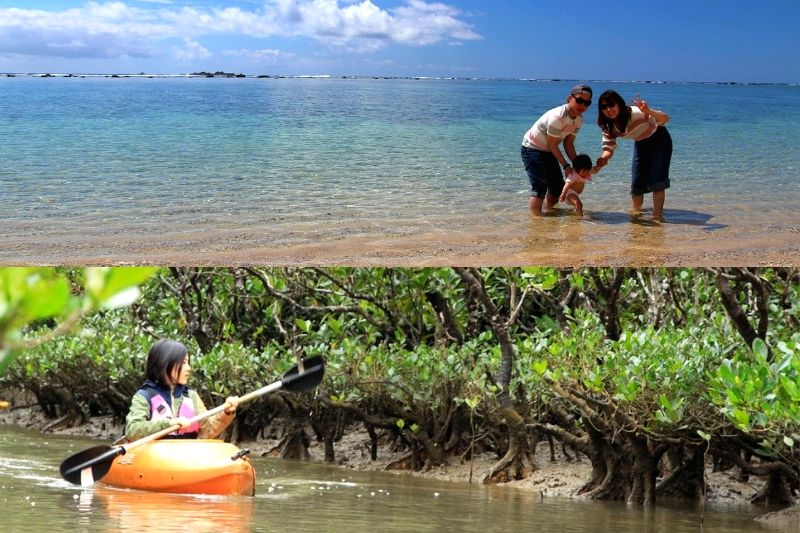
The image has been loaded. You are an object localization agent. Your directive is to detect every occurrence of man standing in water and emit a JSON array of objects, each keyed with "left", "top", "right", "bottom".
[{"left": 521, "top": 85, "right": 593, "bottom": 216}]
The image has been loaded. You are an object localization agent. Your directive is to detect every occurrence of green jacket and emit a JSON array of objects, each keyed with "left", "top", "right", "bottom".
[{"left": 125, "top": 384, "right": 235, "bottom": 441}]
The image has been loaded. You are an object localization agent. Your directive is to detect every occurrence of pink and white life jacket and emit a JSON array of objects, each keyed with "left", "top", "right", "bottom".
[{"left": 148, "top": 392, "right": 200, "bottom": 436}]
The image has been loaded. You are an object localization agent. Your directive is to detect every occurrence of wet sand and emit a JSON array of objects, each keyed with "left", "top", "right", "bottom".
[{"left": 2, "top": 204, "right": 798, "bottom": 266}]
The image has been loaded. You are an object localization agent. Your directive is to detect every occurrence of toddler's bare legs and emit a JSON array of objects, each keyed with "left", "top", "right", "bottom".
[{"left": 568, "top": 195, "right": 583, "bottom": 217}]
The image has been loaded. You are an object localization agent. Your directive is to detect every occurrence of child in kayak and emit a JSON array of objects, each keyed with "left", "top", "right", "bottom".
[{"left": 125, "top": 339, "right": 239, "bottom": 441}]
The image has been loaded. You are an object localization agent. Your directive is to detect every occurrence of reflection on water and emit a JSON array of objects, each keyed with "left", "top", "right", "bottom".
[
  {"left": 514, "top": 201, "right": 799, "bottom": 266},
  {"left": 624, "top": 213, "right": 667, "bottom": 261},
  {"left": 0, "top": 425, "right": 790, "bottom": 532},
  {"left": 85, "top": 488, "right": 254, "bottom": 533}
]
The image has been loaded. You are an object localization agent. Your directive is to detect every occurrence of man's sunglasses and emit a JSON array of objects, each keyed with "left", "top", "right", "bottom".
[{"left": 572, "top": 96, "right": 592, "bottom": 106}]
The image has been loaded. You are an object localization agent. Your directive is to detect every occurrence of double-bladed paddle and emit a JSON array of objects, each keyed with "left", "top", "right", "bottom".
[{"left": 60, "top": 355, "right": 325, "bottom": 486}]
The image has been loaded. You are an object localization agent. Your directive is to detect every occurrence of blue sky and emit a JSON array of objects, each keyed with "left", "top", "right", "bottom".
[{"left": 0, "top": 0, "right": 797, "bottom": 82}]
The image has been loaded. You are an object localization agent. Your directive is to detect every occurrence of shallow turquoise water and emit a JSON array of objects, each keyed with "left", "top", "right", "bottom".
[{"left": 1, "top": 77, "right": 798, "bottom": 262}]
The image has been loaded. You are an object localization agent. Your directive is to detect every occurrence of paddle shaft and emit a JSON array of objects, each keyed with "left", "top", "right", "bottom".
[{"left": 122, "top": 362, "right": 323, "bottom": 453}]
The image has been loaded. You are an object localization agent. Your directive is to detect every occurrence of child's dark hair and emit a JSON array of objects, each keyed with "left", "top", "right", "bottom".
[
  {"left": 572, "top": 154, "right": 592, "bottom": 171},
  {"left": 146, "top": 339, "right": 188, "bottom": 386}
]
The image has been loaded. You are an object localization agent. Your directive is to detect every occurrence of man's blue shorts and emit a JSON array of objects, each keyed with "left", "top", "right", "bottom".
[{"left": 521, "top": 146, "right": 564, "bottom": 199}]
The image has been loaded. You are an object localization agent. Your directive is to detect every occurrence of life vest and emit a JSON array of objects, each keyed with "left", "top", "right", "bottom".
[{"left": 138, "top": 383, "right": 200, "bottom": 438}]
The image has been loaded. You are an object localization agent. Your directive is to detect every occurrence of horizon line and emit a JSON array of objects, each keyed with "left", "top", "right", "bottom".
[{"left": 1, "top": 72, "right": 797, "bottom": 86}]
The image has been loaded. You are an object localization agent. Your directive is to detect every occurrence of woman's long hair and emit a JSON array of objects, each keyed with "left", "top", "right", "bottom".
[
  {"left": 597, "top": 90, "right": 631, "bottom": 134},
  {"left": 145, "top": 339, "right": 188, "bottom": 387}
]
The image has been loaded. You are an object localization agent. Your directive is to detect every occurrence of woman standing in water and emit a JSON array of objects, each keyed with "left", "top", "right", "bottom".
[{"left": 595, "top": 90, "right": 672, "bottom": 220}]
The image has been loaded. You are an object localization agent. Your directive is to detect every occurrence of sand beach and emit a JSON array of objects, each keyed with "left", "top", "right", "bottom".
[{"left": 2, "top": 204, "right": 798, "bottom": 266}]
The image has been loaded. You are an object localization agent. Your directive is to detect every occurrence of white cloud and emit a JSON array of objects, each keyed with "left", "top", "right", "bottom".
[
  {"left": 261, "top": 0, "right": 481, "bottom": 46},
  {"left": 0, "top": 2, "right": 172, "bottom": 59},
  {"left": 0, "top": 1, "right": 481, "bottom": 61},
  {"left": 222, "top": 48, "right": 291, "bottom": 63},
  {"left": 172, "top": 38, "right": 210, "bottom": 60}
]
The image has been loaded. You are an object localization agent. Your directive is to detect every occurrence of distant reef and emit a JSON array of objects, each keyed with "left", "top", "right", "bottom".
[
  {"left": 0, "top": 72, "right": 795, "bottom": 86},
  {"left": 192, "top": 71, "right": 247, "bottom": 78}
]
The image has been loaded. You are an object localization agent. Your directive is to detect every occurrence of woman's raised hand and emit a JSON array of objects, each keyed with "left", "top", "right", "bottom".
[
  {"left": 223, "top": 396, "right": 239, "bottom": 415},
  {"left": 634, "top": 93, "right": 650, "bottom": 114}
]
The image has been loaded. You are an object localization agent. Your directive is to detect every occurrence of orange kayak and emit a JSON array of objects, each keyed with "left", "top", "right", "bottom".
[{"left": 100, "top": 439, "right": 256, "bottom": 496}]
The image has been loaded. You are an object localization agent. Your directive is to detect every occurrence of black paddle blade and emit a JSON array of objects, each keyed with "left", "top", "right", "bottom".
[
  {"left": 281, "top": 356, "right": 325, "bottom": 393},
  {"left": 60, "top": 445, "right": 123, "bottom": 485}
]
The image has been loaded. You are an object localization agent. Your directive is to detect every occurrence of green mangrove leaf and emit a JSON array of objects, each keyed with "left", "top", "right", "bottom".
[
  {"left": 0, "top": 349, "right": 11, "bottom": 374},
  {"left": 102, "top": 287, "right": 142, "bottom": 310},
  {"left": 532, "top": 360, "right": 548, "bottom": 376},
  {"left": 697, "top": 430, "right": 711, "bottom": 441},
  {"left": 733, "top": 408, "right": 750, "bottom": 429},
  {"left": 520, "top": 267, "right": 558, "bottom": 290},
  {"left": 326, "top": 316, "right": 342, "bottom": 334},
  {"left": 752, "top": 338, "right": 769, "bottom": 361},
  {"left": 658, "top": 394, "right": 671, "bottom": 410},
  {"left": 776, "top": 341, "right": 794, "bottom": 356},
  {"left": 85, "top": 267, "right": 156, "bottom": 309},
  {"left": 780, "top": 376, "right": 798, "bottom": 399},
  {"left": 717, "top": 359, "right": 734, "bottom": 382}
]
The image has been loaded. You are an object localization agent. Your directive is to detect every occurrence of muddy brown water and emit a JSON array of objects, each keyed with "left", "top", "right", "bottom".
[{"left": 0, "top": 425, "right": 790, "bottom": 532}]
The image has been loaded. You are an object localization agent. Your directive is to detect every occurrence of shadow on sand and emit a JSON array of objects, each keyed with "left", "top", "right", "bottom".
[{"left": 584, "top": 208, "right": 726, "bottom": 231}]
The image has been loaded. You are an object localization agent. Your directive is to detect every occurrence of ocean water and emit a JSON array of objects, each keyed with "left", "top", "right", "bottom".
[{"left": 1, "top": 76, "right": 799, "bottom": 263}]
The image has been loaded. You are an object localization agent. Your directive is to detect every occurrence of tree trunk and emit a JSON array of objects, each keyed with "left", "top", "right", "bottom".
[
  {"left": 366, "top": 423, "right": 379, "bottom": 460},
  {"left": 265, "top": 421, "right": 311, "bottom": 460},
  {"left": 714, "top": 268, "right": 772, "bottom": 360},
  {"left": 656, "top": 445, "right": 707, "bottom": 502},
  {"left": 454, "top": 267, "right": 536, "bottom": 484},
  {"left": 323, "top": 435, "right": 335, "bottom": 463},
  {"left": 628, "top": 450, "right": 658, "bottom": 506},
  {"left": 578, "top": 430, "right": 660, "bottom": 505},
  {"left": 409, "top": 429, "right": 447, "bottom": 469},
  {"left": 425, "top": 290, "right": 463, "bottom": 346},
  {"left": 483, "top": 412, "right": 535, "bottom": 483},
  {"left": 751, "top": 470, "right": 797, "bottom": 507},
  {"left": 587, "top": 269, "right": 626, "bottom": 341},
  {"left": 578, "top": 428, "right": 631, "bottom": 501}
]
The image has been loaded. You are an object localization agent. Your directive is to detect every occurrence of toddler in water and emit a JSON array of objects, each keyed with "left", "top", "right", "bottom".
[{"left": 559, "top": 153, "right": 597, "bottom": 216}]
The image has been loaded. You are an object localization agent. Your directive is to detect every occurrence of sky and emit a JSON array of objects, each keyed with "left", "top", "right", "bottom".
[{"left": 0, "top": 0, "right": 798, "bottom": 82}]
